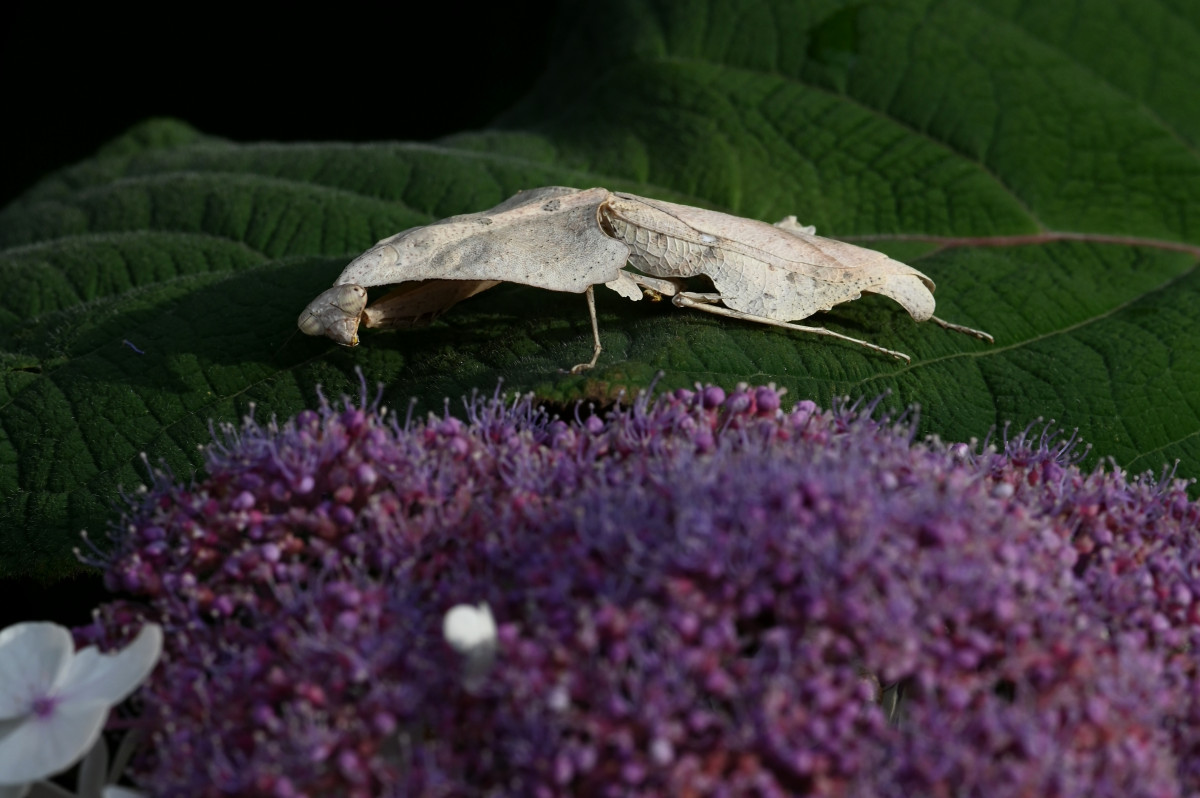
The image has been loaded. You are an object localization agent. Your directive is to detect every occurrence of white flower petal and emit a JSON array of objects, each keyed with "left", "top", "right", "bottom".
[
  {"left": 443, "top": 604, "right": 498, "bottom": 691},
  {"left": 26, "top": 782, "right": 72, "bottom": 797},
  {"left": 0, "top": 705, "right": 107, "bottom": 784},
  {"left": 443, "top": 604, "right": 497, "bottom": 653},
  {"left": 107, "top": 730, "right": 141, "bottom": 787},
  {"left": 55, "top": 626, "right": 162, "bottom": 711},
  {"left": 76, "top": 734, "right": 108, "bottom": 798},
  {"left": 102, "top": 788, "right": 146, "bottom": 798},
  {"left": 0, "top": 625, "right": 73, "bottom": 721}
]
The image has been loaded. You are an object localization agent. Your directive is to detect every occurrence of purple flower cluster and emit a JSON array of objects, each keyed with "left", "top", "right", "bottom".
[{"left": 77, "top": 378, "right": 1200, "bottom": 797}]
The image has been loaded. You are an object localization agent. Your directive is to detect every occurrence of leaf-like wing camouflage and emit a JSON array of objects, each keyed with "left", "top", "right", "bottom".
[
  {"left": 602, "top": 193, "right": 936, "bottom": 322},
  {"left": 338, "top": 186, "right": 629, "bottom": 293}
]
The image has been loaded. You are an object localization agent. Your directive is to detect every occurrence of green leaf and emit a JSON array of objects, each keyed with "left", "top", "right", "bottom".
[{"left": 3, "top": 0, "right": 1198, "bottom": 580}]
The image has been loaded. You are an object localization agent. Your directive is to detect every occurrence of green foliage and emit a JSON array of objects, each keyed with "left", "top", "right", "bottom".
[{"left": 2, "top": 0, "right": 1198, "bottom": 580}]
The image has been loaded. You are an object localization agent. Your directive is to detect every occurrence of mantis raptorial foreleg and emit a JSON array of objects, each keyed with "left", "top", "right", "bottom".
[
  {"left": 362, "top": 280, "right": 500, "bottom": 330},
  {"left": 626, "top": 273, "right": 685, "bottom": 297},
  {"left": 671, "top": 292, "right": 914, "bottom": 363}
]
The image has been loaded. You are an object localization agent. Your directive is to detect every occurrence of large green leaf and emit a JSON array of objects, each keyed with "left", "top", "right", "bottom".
[{"left": 2, "top": 0, "right": 1197, "bottom": 581}]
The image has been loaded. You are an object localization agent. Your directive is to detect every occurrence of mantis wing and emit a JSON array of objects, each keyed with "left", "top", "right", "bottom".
[
  {"left": 337, "top": 186, "right": 630, "bottom": 294},
  {"left": 603, "top": 193, "right": 935, "bottom": 323},
  {"left": 300, "top": 187, "right": 633, "bottom": 345}
]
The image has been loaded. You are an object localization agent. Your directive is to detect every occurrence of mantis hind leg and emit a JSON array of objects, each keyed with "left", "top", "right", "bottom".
[
  {"left": 931, "top": 315, "right": 994, "bottom": 343},
  {"left": 671, "top": 292, "right": 913, "bottom": 363}
]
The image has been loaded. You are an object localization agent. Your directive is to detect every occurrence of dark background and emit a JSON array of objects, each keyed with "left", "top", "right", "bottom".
[
  {"left": 2, "top": 4, "right": 558, "bottom": 207},
  {"left": 1, "top": 2, "right": 558, "bottom": 628}
]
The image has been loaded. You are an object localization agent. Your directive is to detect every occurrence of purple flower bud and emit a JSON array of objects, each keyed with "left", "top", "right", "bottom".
[{"left": 754, "top": 385, "right": 782, "bottom": 414}]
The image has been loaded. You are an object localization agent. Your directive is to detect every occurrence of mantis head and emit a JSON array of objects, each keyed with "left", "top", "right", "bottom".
[{"left": 297, "top": 283, "right": 369, "bottom": 346}]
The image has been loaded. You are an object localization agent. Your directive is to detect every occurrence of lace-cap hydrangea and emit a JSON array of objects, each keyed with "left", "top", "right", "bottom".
[
  {"left": 0, "top": 620, "right": 161, "bottom": 794},
  {"left": 76, "top": 376, "right": 1200, "bottom": 797}
]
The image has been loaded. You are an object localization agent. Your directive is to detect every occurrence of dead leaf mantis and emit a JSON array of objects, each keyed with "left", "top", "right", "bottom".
[{"left": 298, "top": 186, "right": 992, "bottom": 372}]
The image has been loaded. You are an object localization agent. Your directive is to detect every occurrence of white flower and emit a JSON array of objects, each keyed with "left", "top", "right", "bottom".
[
  {"left": 442, "top": 603, "right": 497, "bottom": 690},
  {"left": 442, "top": 603, "right": 497, "bottom": 653},
  {"left": 0, "top": 622, "right": 162, "bottom": 788}
]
